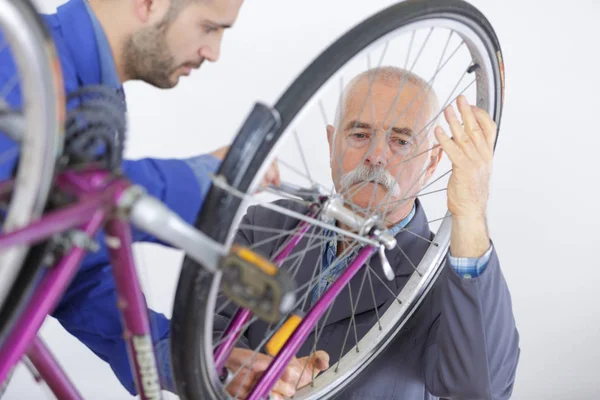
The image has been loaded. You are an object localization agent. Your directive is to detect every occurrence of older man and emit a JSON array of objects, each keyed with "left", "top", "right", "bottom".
[{"left": 218, "top": 66, "right": 520, "bottom": 400}]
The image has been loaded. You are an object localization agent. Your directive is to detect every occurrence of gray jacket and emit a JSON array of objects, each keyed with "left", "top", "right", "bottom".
[{"left": 215, "top": 199, "right": 520, "bottom": 399}]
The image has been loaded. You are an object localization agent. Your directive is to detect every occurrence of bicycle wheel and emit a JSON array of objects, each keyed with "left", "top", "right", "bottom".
[
  {"left": 171, "top": 0, "right": 504, "bottom": 398},
  {"left": 0, "top": 0, "right": 64, "bottom": 326}
]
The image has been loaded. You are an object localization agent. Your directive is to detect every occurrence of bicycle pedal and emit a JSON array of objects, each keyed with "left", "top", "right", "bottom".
[{"left": 220, "top": 245, "right": 296, "bottom": 324}]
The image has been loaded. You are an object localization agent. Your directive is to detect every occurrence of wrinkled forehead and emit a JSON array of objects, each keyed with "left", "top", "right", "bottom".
[{"left": 341, "top": 79, "right": 435, "bottom": 133}]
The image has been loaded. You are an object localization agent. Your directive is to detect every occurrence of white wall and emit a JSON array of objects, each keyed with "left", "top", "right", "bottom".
[{"left": 5, "top": 0, "right": 599, "bottom": 399}]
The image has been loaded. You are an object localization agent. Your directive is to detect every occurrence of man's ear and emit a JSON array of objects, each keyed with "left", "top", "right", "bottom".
[
  {"left": 429, "top": 145, "right": 442, "bottom": 170},
  {"left": 421, "top": 143, "right": 443, "bottom": 186},
  {"left": 326, "top": 124, "right": 334, "bottom": 143},
  {"left": 133, "top": 0, "right": 165, "bottom": 23}
]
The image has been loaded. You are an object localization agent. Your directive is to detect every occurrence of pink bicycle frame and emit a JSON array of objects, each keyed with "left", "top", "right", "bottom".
[
  {"left": 0, "top": 168, "right": 164, "bottom": 400},
  {"left": 0, "top": 166, "right": 382, "bottom": 400}
]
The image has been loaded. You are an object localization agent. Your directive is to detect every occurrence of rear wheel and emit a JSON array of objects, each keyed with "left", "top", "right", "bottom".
[
  {"left": 171, "top": 0, "right": 504, "bottom": 398},
  {"left": 0, "top": 0, "right": 64, "bottom": 337}
]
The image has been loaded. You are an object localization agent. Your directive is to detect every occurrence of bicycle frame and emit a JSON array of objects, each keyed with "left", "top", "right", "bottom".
[
  {"left": 0, "top": 165, "right": 382, "bottom": 400},
  {"left": 0, "top": 168, "right": 164, "bottom": 400}
]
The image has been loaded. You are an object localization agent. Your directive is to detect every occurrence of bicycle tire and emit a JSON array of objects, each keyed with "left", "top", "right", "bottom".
[{"left": 0, "top": 0, "right": 64, "bottom": 344}]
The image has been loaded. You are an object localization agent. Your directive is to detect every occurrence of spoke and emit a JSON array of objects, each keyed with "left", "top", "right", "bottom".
[
  {"left": 230, "top": 320, "right": 275, "bottom": 399},
  {"left": 319, "top": 99, "right": 329, "bottom": 127},
  {"left": 408, "top": 28, "right": 434, "bottom": 71},
  {"left": 337, "top": 265, "right": 369, "bottom": 364},
  {"left": 335, "top": 142, "right": 444, "bottom": 212},
  {"left": 366, "top": 263, "right": 383, "bottom": 329},
  {"left": 285, "top": 223, "right": 322, "bottom": 284},
  {"left": 332, "top": 41, "right": 391, "bottom": 198},
  {"left": 379, "top": 169, "right": 453, "bottom": 209},
  {"left": 329, "top": 75, "right": 345, "bottom": 197},
  {"left": 215, "top": 301, "right": 238, "bottom": 321},
  {"left": 426, "top": 215, "right": 452, "bottom": 225},
  {"left": 211, "top": 179, "right": 381, "bottom": 248},
  {"left": 395, "top": 241, "right": 421, "bottom": 276},
  {"left": 372, "top": 62, "right": 468, "bottom": 215},
  {"left": 367, "top": 264, "right": 402, "bottom": 303},
  {"left": 360, "top": 74, "right": 475, "bottom": 224},
  {"left": 306, "top": 233, "right": 359, "bottom": 307},
  {"left": 336, "top": 42, "right": 467, "bottom": 204},
  {"left": 293, "top": 129, "right": 315, "bottom": 187},
  {"left": 277, "top": 158, "right": 322, "bottom": 187},
  {"left": 404, "top": 31, "right": 415, "bottom": 70},
  {"left": 437, "top": 31, "right": 454, "bottom": 74},
  {"left": 398, "top": 226, "right": 436, "bottom": 246},
  {"left": 0, "top": 73, "right": 19, "bottom": 100},
  {"left": 237, "top": 224, "right": 325, "bottom": 239},
  {"left": 213, "top": 314, "right": 260, "bottom": 351},
  {"left": 246, "top": 225, "right": 317, "bottom": 253},
  {"left": 294, "top": 302, "right": 337, "bottom": 391}
]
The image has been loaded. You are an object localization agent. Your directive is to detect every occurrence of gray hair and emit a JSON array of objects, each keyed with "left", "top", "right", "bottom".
[{"left": 333, "top": 66, "right": 440, "bottom": 142}]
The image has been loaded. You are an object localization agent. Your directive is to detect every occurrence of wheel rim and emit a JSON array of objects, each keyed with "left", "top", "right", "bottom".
[{"left": 0, "top": 0, "right": 64, "bottom": 311}]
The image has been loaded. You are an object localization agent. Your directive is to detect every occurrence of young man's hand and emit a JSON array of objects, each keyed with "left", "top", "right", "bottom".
[{"left": 210, "top": 147, "right": 281, "bottom": 190}]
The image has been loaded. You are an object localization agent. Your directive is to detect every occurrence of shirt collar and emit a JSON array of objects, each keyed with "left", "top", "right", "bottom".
[
  {"left": 387, "top": 203, "right": 417, "bottom": 236},
  {"left": 55, "top": 0, "right": 101, "bottom": 86}
]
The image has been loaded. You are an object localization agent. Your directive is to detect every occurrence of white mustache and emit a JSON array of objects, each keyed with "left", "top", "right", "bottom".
[{"left": 339, "top": 165, "right": 402, "bottom": 198}]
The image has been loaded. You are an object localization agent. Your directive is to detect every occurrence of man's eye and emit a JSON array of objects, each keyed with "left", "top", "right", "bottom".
[
  {"left": 391, "top": 138, "right": 410, "bottom": 146},
  {"left": 351, "top": 133, "right": 369, "bottom": 140},
  {"left": 203, "top": 25, "right": 218, "bottom": 34}
]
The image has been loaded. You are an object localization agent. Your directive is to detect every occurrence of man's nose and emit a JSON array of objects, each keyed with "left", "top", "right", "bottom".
[
  {"left": 365, "top": 133, "right": 389, "bottom": 167},
  {"left": 199, "top": 38, "right": 222, "bottom": 62}
]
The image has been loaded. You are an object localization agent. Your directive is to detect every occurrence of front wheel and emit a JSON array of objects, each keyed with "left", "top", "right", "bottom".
[{"left": 171, "top": 0, "right": 504, "bottom": 398}]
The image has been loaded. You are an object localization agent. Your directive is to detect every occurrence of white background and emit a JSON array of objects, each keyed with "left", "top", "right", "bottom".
[{"left": 5, "top": 0, "right": 600, "bottom": 399}]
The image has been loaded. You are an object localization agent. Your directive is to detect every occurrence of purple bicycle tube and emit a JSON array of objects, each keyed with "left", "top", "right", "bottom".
[
  {"left": 26, "top": 336, "right": 83, "bottom": 400},
  {"left": 247, "top": 245, "right": 377, "bottom": 400},
  {"left": 0, "top": 209, "right": 106, "bottom": 383},
  {"left": 213, "top": 219, "right": 313, "bottom": 372},
  {"left": 0, "top": 196, "right": 105, "bottom": 250},
  {"left": 105, "top": 217, "right": 164, "bottom": 400}
]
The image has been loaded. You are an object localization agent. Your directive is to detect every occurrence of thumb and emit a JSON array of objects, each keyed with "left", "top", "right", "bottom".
[{"left": 309, "top": 350, "right": 330, "bottom": 371}]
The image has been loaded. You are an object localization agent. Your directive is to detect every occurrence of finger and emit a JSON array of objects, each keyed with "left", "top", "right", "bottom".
[
  {"left": 250, "top": 357, "right": 272, "bottom": 373},
  {"left": 280, "top": 363, "right": 302, "bottom": 384},
  {"left": 456, "top": 96, "right": 486, "bottom": 158},
  {"left": 310, "top": 350, "right": 330, "bottom": 371},
  {"left": 271, "top": 378, "right": 296, "bottom": 398},
  {"left": 443, "top": 104, "right": 470, "bottom": 157},
  {"left": 471, "top": 106, "right": 498, "bottom": 152},
  {"left": 434, "top": 126, "right": 465, "bottom": 165},
  {"left": 226, "top": 377, "right": 252, "bottom": 400},
  {"left": 272, "top": 160, "right": 281, "bottom": 186},
  {"left": 269, "top": 393, "right": 285, "bottom": 400},
  {"left": 227, "top": 348, "right": 271, "bottom": 372}
]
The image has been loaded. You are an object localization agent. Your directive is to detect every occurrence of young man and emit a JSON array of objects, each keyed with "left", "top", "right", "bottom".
[{"left": 0, "top": 0, "right": 279, "bottom": 394}]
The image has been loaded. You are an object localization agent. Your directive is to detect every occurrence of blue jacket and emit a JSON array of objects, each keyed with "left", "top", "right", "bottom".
[{"left": 0, "top": 0, "right": 219, "bottom": 394}]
